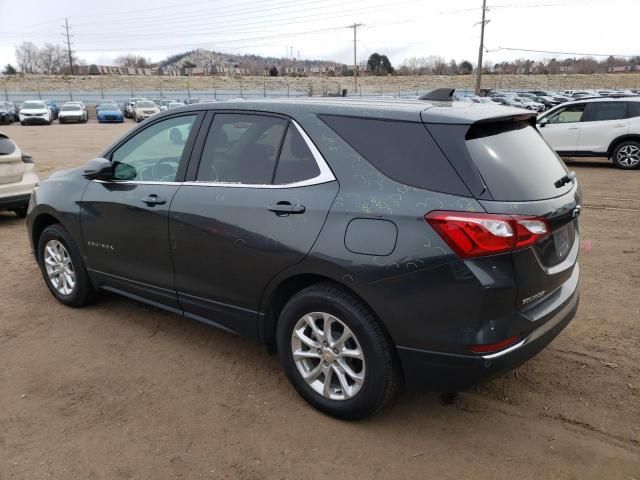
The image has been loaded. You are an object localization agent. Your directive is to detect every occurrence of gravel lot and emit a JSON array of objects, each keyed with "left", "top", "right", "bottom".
[{"left": 1, "top": 121, "right": 638, "bottom": 480}]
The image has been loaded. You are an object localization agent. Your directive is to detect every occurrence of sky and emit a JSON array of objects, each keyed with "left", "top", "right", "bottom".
[{"left": 0, "top": 0, "right": 638, "bottom": 68}]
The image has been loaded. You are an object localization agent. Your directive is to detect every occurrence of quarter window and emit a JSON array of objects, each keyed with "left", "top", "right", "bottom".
[
  {"left": 111, "top": 115, "right": 196, "bottom": 182},
  {"left": 626, "top": 101, "right": 640, "bottom": 118},
  {"left": 545, "top": 104, "right": 586, "bottom": 124},
  {"left": 319, "top": 115, "right": 469, "bottom": 195},
  {"left": 197, "top": 114, "right": 288, "bottom": 184},
  {"left": 585, "top": 102, "right": 626, "bottom": 122},
  {"left": 273, "top": 125, "right": 320, "bottom": 184}
]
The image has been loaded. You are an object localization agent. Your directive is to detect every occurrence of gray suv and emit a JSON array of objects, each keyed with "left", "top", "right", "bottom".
[{"left": 27, "top": 98, "right": 581, "bottom": 419}]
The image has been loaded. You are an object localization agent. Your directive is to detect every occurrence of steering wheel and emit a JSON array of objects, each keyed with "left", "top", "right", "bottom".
[
  {"left": 137, "top": 157, "right": 179, "bottom": 181},
  {"left": 151, "top": 158, "right": 179, "bottom": 181}
]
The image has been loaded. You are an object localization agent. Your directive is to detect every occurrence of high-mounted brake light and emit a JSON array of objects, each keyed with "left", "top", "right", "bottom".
[{"left": 425, "top": 211, "right": 549, "bottom": 259}]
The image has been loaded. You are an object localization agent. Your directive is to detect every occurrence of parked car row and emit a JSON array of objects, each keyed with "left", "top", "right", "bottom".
[{"left": 455, "top": 89, "right": 639, "bottom": 113}]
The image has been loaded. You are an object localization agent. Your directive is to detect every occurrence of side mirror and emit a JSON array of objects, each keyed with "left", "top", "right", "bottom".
[
  {"left": 538, "top": 117, "right": 549, "bottom": 128},
  {"left": 83, "top": 157, "right": 114, "bottom": 180}
]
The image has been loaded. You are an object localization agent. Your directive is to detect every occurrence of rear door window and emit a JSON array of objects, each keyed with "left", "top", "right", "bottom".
[
  {"left": 318, "top": 115, "right": 469, "bottom": 196},
  {"left": 465, "top": 121, "right": 572, "bottom": 201},
  {"left": 584, "top": 102, "right": 627, "bottom": 122},
  {"left": 197, "top": 113, "right": 288, "bottom": 184}
]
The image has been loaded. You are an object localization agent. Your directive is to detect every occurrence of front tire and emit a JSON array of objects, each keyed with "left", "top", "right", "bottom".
[
  {"left": 37, "top": 224, "right": 96, "bottom": 307},
  {"left": 277, "top": 283, "right": 400, "bottom": 420},
  {"left": 611, "top": 140, "right": 640, "bottom": 169}
]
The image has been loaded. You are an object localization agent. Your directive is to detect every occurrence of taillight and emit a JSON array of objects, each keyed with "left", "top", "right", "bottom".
[
  {"left": 425, "top": 211, "right": 549, "bottom": 259},
  {"left": 469, "top": 335, "right": 521, "bottom": 353},
  {"left": 22, "top": 153, "right": 33, "bottom": 164}
]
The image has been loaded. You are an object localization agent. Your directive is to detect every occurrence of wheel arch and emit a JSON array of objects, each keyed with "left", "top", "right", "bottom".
[
  {"left": 607, "top": 134, "right": 640, "bottom": 158},
  {"left": 259, "top": 272, "right": 394, "bottom": 352},
  {"left": 30, "top": 211, "right": 63, "bottom": 257}
]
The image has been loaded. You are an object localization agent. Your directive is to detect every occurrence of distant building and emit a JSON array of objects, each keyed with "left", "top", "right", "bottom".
[{"left": 608, "top": 65, "right": 639, "bottom": 73}]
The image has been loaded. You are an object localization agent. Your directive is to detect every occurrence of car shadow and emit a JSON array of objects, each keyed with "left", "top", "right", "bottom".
[
  {"left": 0, "top": 211, "right": 25, "bottom": 224},
  {"left": 563, "top": 157, "right": 612, "bottom": 169}
]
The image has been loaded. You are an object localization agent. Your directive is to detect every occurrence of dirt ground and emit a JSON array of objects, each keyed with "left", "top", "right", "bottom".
[{"left": 1, "top": 121, "right": 638, "bottom": 480}]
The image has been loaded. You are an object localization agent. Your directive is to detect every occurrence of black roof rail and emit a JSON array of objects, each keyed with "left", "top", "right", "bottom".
[{"left": 418, "top": 88, "right": 455, "bottom": 101}]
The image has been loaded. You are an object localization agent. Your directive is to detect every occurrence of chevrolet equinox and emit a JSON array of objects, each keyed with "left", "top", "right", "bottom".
[{"left": 27, "top": 98, "right": 581, "bottom": 419}]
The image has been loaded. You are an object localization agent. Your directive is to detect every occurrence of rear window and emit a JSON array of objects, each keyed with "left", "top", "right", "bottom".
[
  {"left": 318, "top": 115, "right": 469, "bottom": 196},
  {"left": 465, "top": 121, "right": 572, "bottom": 201}
]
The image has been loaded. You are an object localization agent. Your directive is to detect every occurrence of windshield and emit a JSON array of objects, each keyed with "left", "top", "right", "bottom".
[
  {"left": 137, "top": 101, "right": 156, "bottom": 108},
  {"left": 61, "top": 105, "right": 82, "bottom": 111},
  {"left": 99, "top": 104, "right": 118, "bottom": 110},
  {"left": 22, "top": 101, "right": 45, "bottom": 109}
]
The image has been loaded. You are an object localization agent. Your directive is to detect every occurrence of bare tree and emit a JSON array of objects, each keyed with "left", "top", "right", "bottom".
[
  {"left": 115, "top": 54, "right": 154, "bottom": 68},
  {"left": 15, "top": 41, "right": 39, "bottom": 73},
  {"left": 37, "top": 44, "right": 66, "bottom": 74}
]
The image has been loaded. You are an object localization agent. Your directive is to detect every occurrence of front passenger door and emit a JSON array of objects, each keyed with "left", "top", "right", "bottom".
[
  {"left": 538, "top": 103, "right": 587, "bottom": 155},
  {"left": 80, "top": 114, "right": 200, "bottom": 309}
]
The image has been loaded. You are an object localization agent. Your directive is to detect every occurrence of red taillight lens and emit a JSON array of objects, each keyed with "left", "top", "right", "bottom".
[
  {"left": 425, "top": 211, "right": 549, "bottom": 259},
  {"left": 469, "top": 335, "right": 521, "bottom": 353}
]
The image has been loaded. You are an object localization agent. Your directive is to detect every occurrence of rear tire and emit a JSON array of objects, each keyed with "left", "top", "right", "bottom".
[
  {"left": 277, "top": 283, "right": 400, "bottom": 420},
  {"left": 611, "top": 140, "right": 640, "bottom": 169},
  {"left": 37, "top": 224, "right": 96, "bottom": 307}
]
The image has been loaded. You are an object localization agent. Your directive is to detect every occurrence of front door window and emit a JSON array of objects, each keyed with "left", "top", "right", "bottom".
[{"left": 111, "top": 115, "right": 196, "bottom": 182}]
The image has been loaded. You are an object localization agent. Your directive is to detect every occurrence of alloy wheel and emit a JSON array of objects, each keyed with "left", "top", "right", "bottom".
[
  {"left": 291, "top": 312, "right": 366, "bottom": 400},
  {"left": 43, "top": 239, "right": 76, "bottom": 296},
  {"left": 617, "top": 144, "right": 640, "bottom": 167}
]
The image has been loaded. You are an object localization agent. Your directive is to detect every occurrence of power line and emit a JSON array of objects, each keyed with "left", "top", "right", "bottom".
[{"left": 488, "top": 47, "right": 638, "bottom": 57}]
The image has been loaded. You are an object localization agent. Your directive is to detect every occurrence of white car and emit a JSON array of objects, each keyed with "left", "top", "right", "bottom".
[
  {"left": 19, "top": 100, "right": 52, "bottom": 126},
  {"left": 132, "top": 100, "right": 160, "bottom": 122},
  {"left": 537, "top": 97, "right": 640, "bottom": 169},
  {"left": 0, "top": 132, "right": 39, "bottom": 217},
  {"left": 58, "top": 103, "right": 88, "bottom": 124},
  {"left": 125, "top": 97, "right": 147, "bottom": 118}
]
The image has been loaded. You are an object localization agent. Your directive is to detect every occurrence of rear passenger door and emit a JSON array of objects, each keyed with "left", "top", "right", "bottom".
[
  {"left": 169, "top": 112, "right": 338, "bottom": 339},
  {"left": 577, "top": 101, "right": 628, "bottom": 153}
]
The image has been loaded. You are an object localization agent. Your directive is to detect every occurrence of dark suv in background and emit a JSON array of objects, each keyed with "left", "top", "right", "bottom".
[{"left": 27, "top": 98, "right": 581, "bottom": 419}]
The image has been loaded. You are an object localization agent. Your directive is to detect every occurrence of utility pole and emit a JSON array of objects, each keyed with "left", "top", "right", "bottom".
[
  {"left": 348, "top": 23, "right": 363, "bottom": 94},
  {"left": 475, "top": 0, "right": 488, "bottom": 94},
  {"left": 63, "top": 18, "right": 74, "bottom": 75}
]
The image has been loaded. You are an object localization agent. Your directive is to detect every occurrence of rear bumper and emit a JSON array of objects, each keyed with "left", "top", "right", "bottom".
[{"left": 397, "top": 273, "right": 580, "bottom": 392}]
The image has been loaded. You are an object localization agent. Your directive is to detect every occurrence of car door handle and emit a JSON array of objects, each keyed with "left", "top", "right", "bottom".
[
  {"left": 568, "top": 127, "right": 580, "bottom": 130},
  {"left": 613, "top": 124, "right": 625, "bottom": 128},
  {"left": 268, "top": 202, "right": 306, "bottom": 216},
  {"left": 141, "top": 194, "right": 166, "bottom": 206}
]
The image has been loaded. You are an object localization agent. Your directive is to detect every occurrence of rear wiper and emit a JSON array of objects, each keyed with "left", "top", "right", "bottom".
[{"left": 554, "top": 171, "right": 576, "bottom": 188}]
